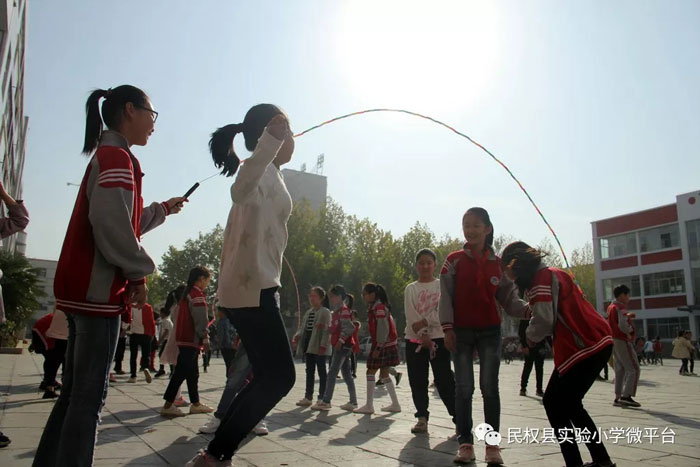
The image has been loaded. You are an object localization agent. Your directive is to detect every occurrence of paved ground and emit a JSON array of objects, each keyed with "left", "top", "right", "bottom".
[{"left": 1, "top": 349, "right": 699, "bottom": 466}]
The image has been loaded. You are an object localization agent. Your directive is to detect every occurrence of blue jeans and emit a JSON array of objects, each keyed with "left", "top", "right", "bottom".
[
  {"left": 207, "top": 288, "right": 295, "bottom": 460},
  {"left": 214, "top": 345, "right": 252, "bottom": 419},
  {"left": 33, "top": 313, "right": 120, "bottom": 467},
  {"left": 453, "top": 326, "right": 501, "bottom": 445},
  {"left": 322, "top": 346, "right": 356, "bottom": 405}
]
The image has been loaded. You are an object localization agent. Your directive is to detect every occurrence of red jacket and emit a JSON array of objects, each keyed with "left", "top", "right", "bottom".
[
  {"left": 54, "top": 131, "right": 171, "bottom": 317},
  {"left": 125, "top": 304, "right": 156, "bottom": 337},
  {"left": 330, "top": 305, "right": 356, "bottom": 347},
  {"left": 32, "top": 313, "right": 55, "bottom": 351},
  {"left": 525, "top": 267, "right": 613, "bottom": 375},
  {"left": 440, "top": 245, "right": 529, "bottom": 330},
  {"left": 176, "top": 286, "right": 210, "bottom": 348},
  {"left": 607, "top": 301, "right": 634, "bottom": 342},
  {"left": 368, "top": 302, "right": 398, "bottom": 348}
]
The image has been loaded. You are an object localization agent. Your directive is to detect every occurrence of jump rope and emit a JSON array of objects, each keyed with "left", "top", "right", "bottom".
[{"left": 182, "top": 109, "right": 572, "bottom": 330}]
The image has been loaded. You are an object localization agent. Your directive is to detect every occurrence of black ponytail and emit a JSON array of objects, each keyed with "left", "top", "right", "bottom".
[
  {"left": 465, "top": 207, "right": 494, "bottom": 250},
  {"left": 164, "top": 285, "right": 186, "bottom": 313},
  {"left": 210, "top": 103, "right": 285, "bottom": 177},
  {"left": 346, "top": 293, "right": 355, "bottom": 310},
  {"left": 82, "top": 84, "right": 150, "bottom": 155},
  {"left": 363, "top": 282, "right": 390, "bottom": 310},
  {"left": 182, "top": 266, "right": 211, "bottom": 302},
  {"left": 501, "top": 241, "right": 546, "bottom": 290}
]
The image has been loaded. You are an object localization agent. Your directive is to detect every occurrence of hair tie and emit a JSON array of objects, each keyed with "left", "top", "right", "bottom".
[{"left": 105, "top": 88, "right": 113, "bottom": 98}]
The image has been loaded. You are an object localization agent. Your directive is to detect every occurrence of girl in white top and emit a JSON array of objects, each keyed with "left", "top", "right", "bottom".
[
  {"left": 187, "top": 105, "right": 295, "bottom": 467},
  {"left": 404, "top": 249, "right": 456, "bottom": 435}
]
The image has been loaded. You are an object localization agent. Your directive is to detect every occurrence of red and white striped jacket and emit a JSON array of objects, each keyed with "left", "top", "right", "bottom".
[
  {"left": 125, "top": 304, "right": 156, "bottom": 337},
  {"left": 176, "top": 286, "right": 210, "bottom": 348},
  {"left": 525, "top": 266, "right": 613, "bottom": 375},
  {"left": 606, "top": 301, "right": 635, "bottom": 342},
  {"left": 368, "top": 301, "right": 398, "bottom": 348},
  {"left": 54, "top": 131, "right": 172, "bottom": 317}
]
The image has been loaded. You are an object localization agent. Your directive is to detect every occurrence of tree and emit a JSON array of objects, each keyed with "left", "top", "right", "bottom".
[
  {"left": 570, "top": 242, "right": 596, "bottom": 307},
  {"left": 0, "top": 251, "right": 45, "bottom": 347}
]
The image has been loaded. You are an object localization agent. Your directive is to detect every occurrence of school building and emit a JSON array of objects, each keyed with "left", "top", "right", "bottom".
[{"left": 591, "top": 190, "right": 700, "bottom": 344}]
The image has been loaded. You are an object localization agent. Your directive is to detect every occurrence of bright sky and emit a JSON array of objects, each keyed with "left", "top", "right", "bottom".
[{"left": 23, "top": 1, "right": 700, "bottom": 265}]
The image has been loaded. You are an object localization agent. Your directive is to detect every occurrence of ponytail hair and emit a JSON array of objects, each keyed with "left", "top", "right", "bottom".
[
  {"left": 165, "top": 285, "right": 186, "bottom": 313},
  {"left": 363, "top": 282, "right": 390, "bottom": 310},
  {"left": 501, "top": 241, "right": 546, "bottom": 290},
  {"left": 209, "top": 103, "right": 285, "bottom": 177},
  {"left": 82, "top": 85, "right": 149, "bottom": 155},
  {"left": 346, "top": 293, "right": 355, "bottom": 310},
  {"left": 182, "top": 265, "right": 211, "bottom": 302},
  {"left": 464, "top": 207, "right": 494, "bottom": 251}
]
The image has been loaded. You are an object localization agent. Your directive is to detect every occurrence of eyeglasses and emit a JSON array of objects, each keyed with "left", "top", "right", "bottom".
[{"left": 137, "top": 105, "right": 159, "bottom": 123}]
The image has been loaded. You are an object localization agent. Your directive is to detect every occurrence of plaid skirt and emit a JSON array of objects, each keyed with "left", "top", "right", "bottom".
[{"left": 367, "top": 344, "right": 400, "bottom": 370}]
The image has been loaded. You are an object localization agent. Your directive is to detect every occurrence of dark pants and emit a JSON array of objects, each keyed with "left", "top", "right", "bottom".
[
  {"left": 129, "top": 334, "right": 151, "bottom": 378},
  {"left": 221, "top": 348, "right": 236, "bottom": 376},
  {"left": 113, "top": 336, "right": 126, "bottom": 372},
  {"left": 690, "top": 358, "right": 695, "bottom": 373},
  {"left": 406, "top": 338, "right": 456, "bottom": 421},
  {"left": 163, "top": 346, "right": 200, "bottom": 404},
  {"left": 680, "top": 358, "right": 689, "bottom": 374},
  {"left": 521, "top": 348, "right": 545, "bottom": 391},
  {"left": 43, "top": 340, "right": 67, "bottom": 386},
  {"left": 207, "top": 288, "right": 295, "bottom": 461},
  {"left": 350, "top": 352, "right": 358, "bottom": 377},
  {"left": 543, "top": 345, "right": 613, "bottom": 467},
  {"left": 304, "top": 353, "right": 327, "bottom": 401},
  {"left": 203, "top": 349, "right": 211, "bottom": 369}
]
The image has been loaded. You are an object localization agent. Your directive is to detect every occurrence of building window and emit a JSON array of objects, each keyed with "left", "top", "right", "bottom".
[
  {"left": 642, "top": 270, "right": 686, "bottom": 296},
  {"left": 692, "top": 267, "right": 700, "bottom": 306},
  {"left": 638, "top": 224, "right": 680, "bottom": 252},
  {"left": 646, "top": 317, "right": 690, "bottom": 340},
  {"left": 603, "top": 276, "right": 641, "bottom": 301},
  {"left": 600, "top": 232, "right": 637, "bottom": 259},
  {"left": 687, "top": 219, "right": 700, "bottom": 262}
]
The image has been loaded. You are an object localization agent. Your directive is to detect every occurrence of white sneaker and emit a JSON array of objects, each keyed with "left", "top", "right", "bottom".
[
  {"left": 296, "top": 398, "right": 313, "bottom": 407},
  {"left": 339, "top": 402, "right": 358, "bottom": 411},
  {"left": 198, "top": 417, "right": 221, "bottom": 434},
  {"left": 310, "top": 401, "right": 331, "bottom": 411},
  {"left": 381, "top": 403, "right": 402, "bottom": 413},
  {"left": 185, "top": 449, "right": 232, "bottom": 467},
  {"left": 127, "top": 377, "right": 137, "bottom": 383},
  {"left": 142, "top": 369, "right": 152, "bottom": 384},
  {"left": 353, "top": 405, "right": 375, "bottom": 414},
  {"left": 190, "top": 403, "right": 215, "bottom": 414},
  {"left": 254, "top": 420, "right": 269, "bottom": 436},
  {"left": 160, "top": 405, "right": 186, "bottom": 417}
]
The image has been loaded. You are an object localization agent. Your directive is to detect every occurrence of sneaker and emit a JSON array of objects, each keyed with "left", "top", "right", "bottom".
[
  {"left": 381, "top": 403, "right": 401, "bottom": 413},
  {"left": 411, "top": 417, "right": 428, "bottom": 433},
  {"left": 174, "top": 396, "right": 191, "bottom": 407},
  {"left": 536, "top": 389, "right": 544, "bottom": 397},
  {"left": 339, "top": 402, "right": 358, "bottom": 411},
  {"left": 253, "top": 420, "right": 269, "bottom": 436},
  {"left": 353, "top": 405, "right": 375, "bottom": 414},
  {"left": 115, "top": 370, "right": 126, "bottom": 375},
  {"left": 296, "top": 398, "right": 313, "bottom": 407},
  {"left": 454, "top": 443, "right": 475, "bottom": 464},
  {"left": 310, "top": 401, "right": 331, "bottom": 411},
  {"left": 127, "top": 377, "right": 137, "bottom": 383},
  {"left": 42, "top": 390, "right": 59, "bottom": 399},
  {"left": 199, "top": 417, "right": 221, "bottom": 434},
  {"left": 485, "top": 445, "right": 504, "bottom": 464},
  {"left": 109, "top": 373, "right": 117, "bottom": 383},
  {"left": 143, "top": 369, "right": 152, "bottom": 384},
  {"left": 185, "top": 449, "right": 232, "bottom": 467},
  {"left": 394, "top": 372, "right": 403, "bottom": 386},
  {"left": 161, "top": 405, "right": 186, "bottom": 417},
  {"left": 619, "top": 396, "right": 641, "bottom": 408},
  {"left": 582, "top": 462, "right": 618, "bottom": 467},
  {"left": 0, "top": 432, "right": 10, "bottom": 448},
  {"left": 154, "top": 369, "right": 166, "bottom": 378},
  {"left": 613, "top": 398, "right": 623, "bottom": 407},
  {"left": 190, "top": 403, "right": 215, "bottom": 414},
  {"left": 519, "top": 388, "right": 527, "bottom": 396}
]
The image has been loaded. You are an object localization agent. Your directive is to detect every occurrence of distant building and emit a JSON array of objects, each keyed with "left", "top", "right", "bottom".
[
  {"left": 282, "top": 168, "right": 327, "bottom": 211},
  {"left": 28, "top": 257, "right": 57, "bottom": 321},
  {"left": 0, "top": 0, "right": 28, "bottom": 254},
  {"left": 591, "top": 190, "right": 700, "bottom": 341}
]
